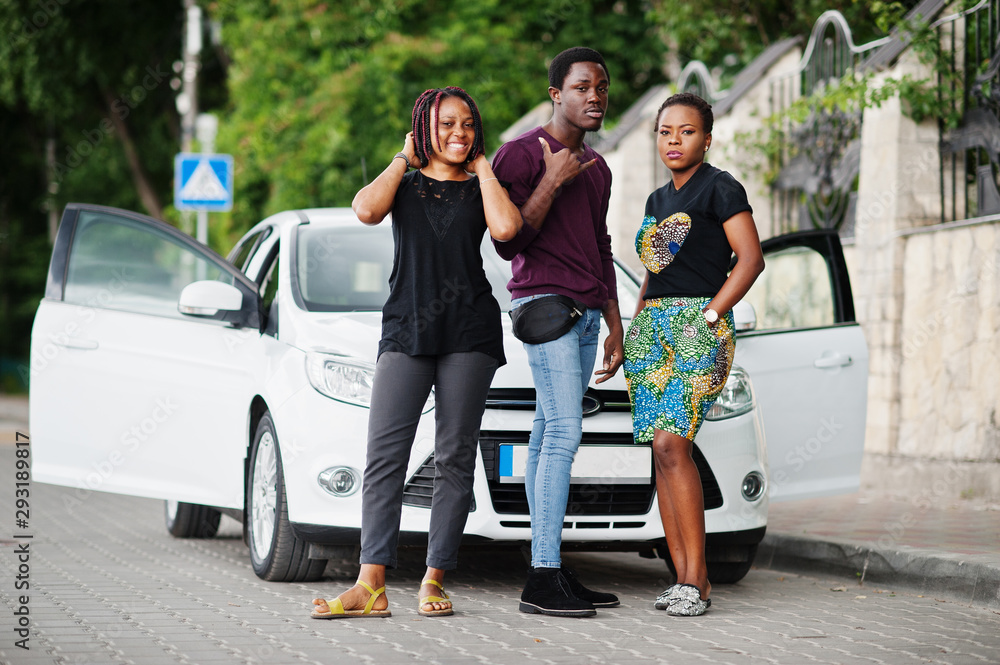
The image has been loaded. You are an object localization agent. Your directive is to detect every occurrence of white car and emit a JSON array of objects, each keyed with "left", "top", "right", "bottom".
[{"left": 29, "top": 203, "right": 868, "bottom": 583}]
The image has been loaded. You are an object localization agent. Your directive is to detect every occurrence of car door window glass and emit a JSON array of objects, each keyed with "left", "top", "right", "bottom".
[
  {"left": 227, "top": 227, "right": 271, "bottom": 272},
  {"left": 64, "top": 211, "right": 232, "bottom": 319},
  {"left": 742, "top": 245, "right": 834, "bottom": 330},
  {"left": 296, "top": 226, "right": 394, "bottom": 311},
  {"left": 260, "top": 251, "right": 279, "bottom": 336}
]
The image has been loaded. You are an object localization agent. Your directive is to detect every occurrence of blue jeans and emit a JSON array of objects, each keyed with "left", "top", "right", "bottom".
[{"left": 512, "top": 294, "right": 602, "bottom": 568}]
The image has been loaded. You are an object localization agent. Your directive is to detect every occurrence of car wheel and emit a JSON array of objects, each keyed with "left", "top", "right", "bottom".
[
  {"left": 656, "top": 543, "right": 758, "bottom": 584},
  {"left": 164, "top": 500, "right": 221, "bottom": 538},
  {"left": 706, "top": 545, "right": 758, "bottom": 584},
  {"left": 247, "top": 413, "right": 326, "bottom": 582}
]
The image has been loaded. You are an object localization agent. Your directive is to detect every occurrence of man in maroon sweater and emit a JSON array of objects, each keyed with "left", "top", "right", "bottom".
[{"left": 492, "top": 46, "right": 625, "bottom": 618}]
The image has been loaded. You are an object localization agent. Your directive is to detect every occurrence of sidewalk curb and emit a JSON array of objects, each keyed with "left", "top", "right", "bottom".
[{"left": 757, "top": 532, "right": 1000, "bottom": 611}]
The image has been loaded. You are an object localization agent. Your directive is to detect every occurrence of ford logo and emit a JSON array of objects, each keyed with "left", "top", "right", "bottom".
[{"left": 581, "top": 395, "right": 602, "bottom": 417}]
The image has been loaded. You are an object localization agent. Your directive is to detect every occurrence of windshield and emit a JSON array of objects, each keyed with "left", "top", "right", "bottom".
[{"left": 295, "top": 223, "right": 640, "bottom": 315}]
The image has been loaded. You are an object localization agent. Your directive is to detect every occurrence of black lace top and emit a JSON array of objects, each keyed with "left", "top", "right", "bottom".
[{"left": 378, "top": 170, "right": 506, "bottom": 365}]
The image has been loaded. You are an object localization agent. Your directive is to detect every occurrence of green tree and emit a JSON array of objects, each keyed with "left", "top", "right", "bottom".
[
  {"left": 210, "top": 0, "right": 672, "bottom": 244},
  {"left": 0, "top": 0, "right": 184, "bottom": 391}
]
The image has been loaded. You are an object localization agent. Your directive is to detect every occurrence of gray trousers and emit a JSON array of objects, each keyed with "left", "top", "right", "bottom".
[{"left": 360, "top": 351, "right": 498, "bottom": 570}]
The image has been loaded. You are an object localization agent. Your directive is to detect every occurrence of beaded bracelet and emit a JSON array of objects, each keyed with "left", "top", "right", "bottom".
[{"left": 480, "top": 177, "right": 498, "bottom": 184}]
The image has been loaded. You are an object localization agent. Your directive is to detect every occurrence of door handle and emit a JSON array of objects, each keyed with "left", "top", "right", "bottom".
[
  {"left": 54, "top": 338, "right": 99, "bottom": 350},
  {"left": 814, "top": 353, "right": 851, "bottom": 369}
]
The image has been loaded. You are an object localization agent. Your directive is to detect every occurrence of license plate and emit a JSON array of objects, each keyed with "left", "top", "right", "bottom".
[{"left": 497, "top": 444, "right": 652, "bottom": 484}]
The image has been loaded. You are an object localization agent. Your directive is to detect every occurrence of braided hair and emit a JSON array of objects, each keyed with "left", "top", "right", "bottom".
[{"left": 411, "top": 87, "right": 485, "bottom": 167}]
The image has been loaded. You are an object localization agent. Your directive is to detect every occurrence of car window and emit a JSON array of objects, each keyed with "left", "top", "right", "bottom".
[
  {"left": 227, "top": 227, "right": 271, "bottom": 271},
  {"left": 259, "top": 250, "right": 279, "bottom": 336},
  {"left": 294, "top": 223, "right": 642, "bottom": 314},
  {"left": 63, "top": 210, "right": 233, "bottom": 319},
  {"left": 296, "top": 225, "right": 394, "bottom": 311},
  {"left": 741, "top": 245, "right": 834, "bottom": 330}
]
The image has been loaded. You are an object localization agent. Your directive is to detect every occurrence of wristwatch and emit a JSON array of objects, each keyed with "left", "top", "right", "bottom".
[{"left": 703, "top": 308, "right": 719, "bottom": 324}]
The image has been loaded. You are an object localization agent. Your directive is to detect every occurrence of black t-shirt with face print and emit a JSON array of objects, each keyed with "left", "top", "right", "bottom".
[{"left": 637, "top": 163, "right": 753, "bottom": 299}]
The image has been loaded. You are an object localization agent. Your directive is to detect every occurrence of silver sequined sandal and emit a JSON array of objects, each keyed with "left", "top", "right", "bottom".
[
  {"left": 653, "top": 584, "right": 682, "bottom": 610},
  {"left": 664, "top": 584, "right": 711, "bottom": 616}
]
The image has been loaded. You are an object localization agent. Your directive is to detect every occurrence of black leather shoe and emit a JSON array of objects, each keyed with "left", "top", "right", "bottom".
[
  {"left": 519, "top": 567, "right": 596, "bottom": 617},
  {"left": 561, "top": 566, "right": 620, "bottom": 607}
]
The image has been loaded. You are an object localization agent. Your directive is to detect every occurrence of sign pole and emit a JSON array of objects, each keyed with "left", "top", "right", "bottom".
[{"left": 194, "top": 113, "right": 216, "bottom": 248}]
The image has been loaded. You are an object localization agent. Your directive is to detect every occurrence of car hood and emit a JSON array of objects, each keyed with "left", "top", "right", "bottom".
[{"left": 292, "top": 311, "right": 629, "bottom": 392}]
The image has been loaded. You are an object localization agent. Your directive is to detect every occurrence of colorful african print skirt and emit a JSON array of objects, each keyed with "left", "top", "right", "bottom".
[{"left": 623, "top": 297, "right": 735, "bottom": 443}]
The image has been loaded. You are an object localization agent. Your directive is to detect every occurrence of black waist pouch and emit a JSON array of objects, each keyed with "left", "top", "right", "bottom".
[{"left": 509, "top": 295, "right": 586, "bottom": 344}]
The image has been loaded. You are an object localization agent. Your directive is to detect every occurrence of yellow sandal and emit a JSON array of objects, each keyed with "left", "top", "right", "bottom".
[
  {"left": 418, "top": 579, "right": 453, "bottom": 617},
  {"left": 311, "top": 580, "right": 391, "bottom": 619}
]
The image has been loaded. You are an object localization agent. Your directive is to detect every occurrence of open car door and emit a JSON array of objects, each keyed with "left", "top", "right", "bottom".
[
  {"left": 29, "top": 204, "right": 263, "bottom": 508},
  {"left": 735, "top": 230, "right": 869, "bottom": 502}
]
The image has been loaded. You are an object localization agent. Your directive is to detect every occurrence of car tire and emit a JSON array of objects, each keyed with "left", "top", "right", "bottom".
[
  {"left": 707, "top": 544, "right": 758, "bottom": 584},
  {"left": 656, "top": 543, "right": 758, "bottom": 584},
  {"left": 247, "top": 413, "right": 326, "bottom": 582},
  {"left": 164, "top": 500, "right": 221, "bottom": 538}
]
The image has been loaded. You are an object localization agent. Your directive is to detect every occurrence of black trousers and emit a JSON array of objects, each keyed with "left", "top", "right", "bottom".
[{"left": 360, "top": 351, "right": 498, "bottom": 570}]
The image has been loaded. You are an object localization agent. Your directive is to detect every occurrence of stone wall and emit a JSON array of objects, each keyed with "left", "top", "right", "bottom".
[
  {"left": 852, "top": 53, "right": 945, "bottom": 457},
  {"left": 897, "top": 222, "right": 1000, "bottom": 461}
]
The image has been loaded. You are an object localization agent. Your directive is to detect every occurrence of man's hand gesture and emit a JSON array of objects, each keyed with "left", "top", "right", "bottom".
[{"left": 540, "top": 136, "right": 596, "bottom": 188}]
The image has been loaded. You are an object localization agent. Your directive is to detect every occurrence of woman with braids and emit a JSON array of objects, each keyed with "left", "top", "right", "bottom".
[
  {"left": 624, "top": 92, "right": 764, "bottom": 616},
  {"left": 311, "top": 87, "right": 521, "bottom": 619}
]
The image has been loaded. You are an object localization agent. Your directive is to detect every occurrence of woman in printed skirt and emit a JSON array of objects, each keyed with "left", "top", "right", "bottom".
[
  {"left": 624, "top": 92, "right": 764, "bottom": 616},
  {"left": 311, "top": 87, "right": 521, "bottom": 619}
]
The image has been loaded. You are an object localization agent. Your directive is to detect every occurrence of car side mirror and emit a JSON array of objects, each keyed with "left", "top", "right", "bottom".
[
  {"left": 732, "top": 300, "right": 757, "bottom": 332},
  {"left": 179, "top": 280, "right": 244, "bottom": 318}
]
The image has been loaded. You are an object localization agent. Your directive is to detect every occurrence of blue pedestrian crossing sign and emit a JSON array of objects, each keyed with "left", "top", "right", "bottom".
[{"left": 174, "top": 153, "right": 234, "bottom": 211}]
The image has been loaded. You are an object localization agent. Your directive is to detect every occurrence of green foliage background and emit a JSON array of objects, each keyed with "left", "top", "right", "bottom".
[
  {"left": 210, "top": 0, "right": 671, "bottom": 241},
  {"left": 0, "top": 0, "right": 901, "bottom": 391}
]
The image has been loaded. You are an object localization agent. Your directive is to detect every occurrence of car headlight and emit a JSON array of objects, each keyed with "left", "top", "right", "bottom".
[
  {"left": 705, "top": 366, "right": 754, "bottom": 420},
  {"left": 305, "top": 353, "right": 434, "bottom": 412}
]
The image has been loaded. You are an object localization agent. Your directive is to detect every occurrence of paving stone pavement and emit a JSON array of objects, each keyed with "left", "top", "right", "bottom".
[{"left": 1, "top": 440, "right": 999, "bottom": 665}]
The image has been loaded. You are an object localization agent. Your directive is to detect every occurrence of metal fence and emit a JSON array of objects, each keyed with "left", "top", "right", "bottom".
[
  {"left": 938, "top": 0, "right": 1000, "bottom": 223},
  {"left": 766, "top": 11, "right": 890, "bottom": 236}
]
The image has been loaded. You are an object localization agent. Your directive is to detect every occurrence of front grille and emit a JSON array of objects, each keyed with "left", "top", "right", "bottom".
[
  {"left": 401, "top": 432, "right": 724, "bottom": 516},
  {"left": 485, "top": 388, "right": 632, "bottom": 416},
  {"left": 479, "top": 431, "right": 723, "bottom": 515},
  {"left": 401, "top": 454, "right": 475, "bottom": 512},
  {"left": 480, "top": 431, "right": 655, "bottom": 515}
]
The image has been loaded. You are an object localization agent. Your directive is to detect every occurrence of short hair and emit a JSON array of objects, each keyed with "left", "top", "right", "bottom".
[
  {"left": 655, "top": 92, "right": 714, "bottom": 135},
  {"left": 548, "top": 46, "right": 609, "bottom": 90},
  {"left": 411, "top": 87, "right": 485, "bottom": 167}
]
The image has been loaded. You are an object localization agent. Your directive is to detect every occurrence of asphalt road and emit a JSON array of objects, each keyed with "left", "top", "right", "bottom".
[{"left": 1, "top": 440, "right": 998, "bottom": 665}]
